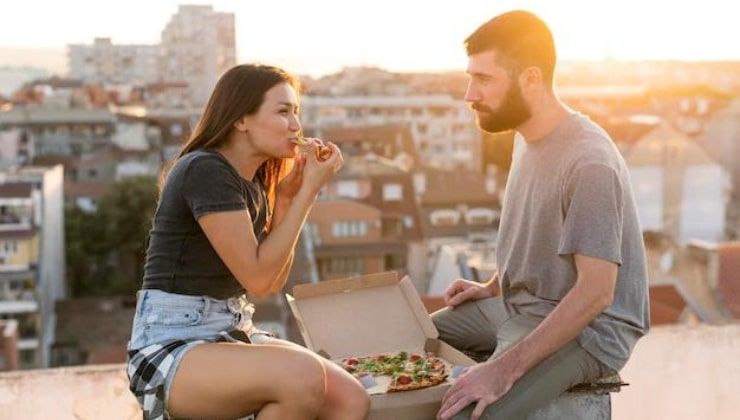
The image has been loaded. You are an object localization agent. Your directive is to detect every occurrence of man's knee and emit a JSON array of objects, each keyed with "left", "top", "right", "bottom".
[
  {"left": 431, "top": 305, "right": 455, "bottom": 336},
  {"left": 431, "top": 302, "right": 497, "bottom": 354},
  {"left": 450, "top": 405, "right": 495, "bottom": 420},
  {"left": 431, "top": 302, "right": 475, "bottom": 340}
]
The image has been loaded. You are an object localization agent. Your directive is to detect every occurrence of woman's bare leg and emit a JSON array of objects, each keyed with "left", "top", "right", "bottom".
[
  {"left": 167, "top": 342, "right": 327, "bottom": 420},
  {"left": 264, "top": 339, "right": 370, "bottom": 420}
]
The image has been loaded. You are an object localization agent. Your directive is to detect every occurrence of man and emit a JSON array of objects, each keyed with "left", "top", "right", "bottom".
[{"left": 433, "top": 10, "right": 649, "bottom": 420}]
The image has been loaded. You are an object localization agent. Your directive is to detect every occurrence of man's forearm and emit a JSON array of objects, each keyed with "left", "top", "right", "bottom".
[{"left": 495, "top": 281, "right": 611, "bottom": 378}]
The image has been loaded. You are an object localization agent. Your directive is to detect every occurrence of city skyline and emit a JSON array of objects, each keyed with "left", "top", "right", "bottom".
[{"left": 2, "top": 0, "right": 739, "bottom": 77}]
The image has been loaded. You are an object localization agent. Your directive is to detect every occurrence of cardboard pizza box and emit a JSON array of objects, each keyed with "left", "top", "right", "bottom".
[{"left": 286, "top": 271, "right": 475, "bottom": 420}]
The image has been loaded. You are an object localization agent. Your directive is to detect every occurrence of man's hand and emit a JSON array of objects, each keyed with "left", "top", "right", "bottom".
[
  {"left": 445, "top": 279, "right": 494, "bottom": 308},
  {"left": 438, "top": 358, "right": 519, "bottom": 420}
]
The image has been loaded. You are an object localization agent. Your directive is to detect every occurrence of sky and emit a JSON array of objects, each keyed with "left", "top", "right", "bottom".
[{"left": 1, "top": 0, "right": 739, "bottom": 76}]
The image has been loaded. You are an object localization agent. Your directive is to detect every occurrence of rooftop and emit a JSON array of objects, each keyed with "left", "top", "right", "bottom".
[
  {"left": 0, "top": 106, "right": 115, "bottom": 126},
  {"left": 1, "top": 323, "right": 737, "bottom": 419}
]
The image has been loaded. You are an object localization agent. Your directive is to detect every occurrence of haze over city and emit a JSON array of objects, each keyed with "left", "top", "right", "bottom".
[{"left": 2, "top": 0, "right": 739, "bottom": 76}]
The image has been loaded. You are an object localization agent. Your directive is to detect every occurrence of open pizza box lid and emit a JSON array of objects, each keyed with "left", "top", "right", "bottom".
[{"left": 286, "top": 271, "right": 475, "bottom": 419}]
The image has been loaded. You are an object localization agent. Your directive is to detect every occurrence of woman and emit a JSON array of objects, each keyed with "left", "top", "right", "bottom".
[{"left": 127, "top": 64, "right": 370, "bottom": 420}]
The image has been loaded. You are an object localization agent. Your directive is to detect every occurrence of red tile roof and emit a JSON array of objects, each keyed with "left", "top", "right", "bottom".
[
  {"left": 421, "top": 296, "right": 446, "bottom": 314},
  {"left": 649, "top": 284, "right": 688, "bottom": 325},
  {"left": 64, "top": 181, "right": 110, "bottom": 198},
  {"left": 0, "top": 182, "right": 33, "bottom": 198},
  {"left": 717, "top": 242, "right": 740, "bottom": 319},
  {"left": 0, "top": 228, "right": 35, "bottom": 240},
  {"left": 420, "top": 168, "right": 498, "bottom": 205},
  {"left": 32, "top": 155, "right": 80, "bottom": 167}
]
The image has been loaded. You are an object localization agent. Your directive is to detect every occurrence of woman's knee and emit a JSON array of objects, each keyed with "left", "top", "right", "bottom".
[
  {"left": 326, "top": 370, "right": 370, "bottom": 418},
  {"left": 344, "top": 384, "right": 370, "bottom": 417},
  {"left": 281, "top": 351, "right": 327, "bottom": 410}
]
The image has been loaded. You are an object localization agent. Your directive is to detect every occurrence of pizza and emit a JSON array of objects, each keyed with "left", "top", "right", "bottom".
[
  {"left": 291, "top": 137, "right": 333, "bottom": 161},
  {"left": 316, "top": 146, "right": 333, "bottom": 161},
  {"left": 340, "top": 351, "right": 448, "bottom": 392}
]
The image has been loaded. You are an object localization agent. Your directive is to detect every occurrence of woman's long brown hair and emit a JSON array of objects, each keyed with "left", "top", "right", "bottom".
[{"left": 160, "top": 64, "right": 301, "bottom": 229}]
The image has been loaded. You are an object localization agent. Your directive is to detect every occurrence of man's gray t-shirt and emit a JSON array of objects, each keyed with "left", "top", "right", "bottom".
[{"left": 496, "top": 113, "right": 649, "bottom": 371}]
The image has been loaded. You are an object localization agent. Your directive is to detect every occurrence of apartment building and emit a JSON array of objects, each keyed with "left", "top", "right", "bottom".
[
  {"left": 0, "top": 165, "right": 65, "bottom": 368},
  {"left": 301, "top": 95, "right": 482, "bottom": 170}
]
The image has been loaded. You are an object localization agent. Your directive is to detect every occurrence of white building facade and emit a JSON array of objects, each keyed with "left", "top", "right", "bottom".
[
  {"left": 0, "top": 165, "right": 65, "bottom": 368},
  {"left": 302, "top": 95, "right": 481, "bottom": 170}
]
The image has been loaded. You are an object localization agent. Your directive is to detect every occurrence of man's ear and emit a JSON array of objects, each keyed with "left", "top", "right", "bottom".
[
  {"left": 234, "top": 115, "right": 250, "bottom": 132},
  {"left": 519, "top": 66, "right": 543, "bottom": 92}
]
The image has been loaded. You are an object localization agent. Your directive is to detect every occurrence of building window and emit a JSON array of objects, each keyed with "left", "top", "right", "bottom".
[
  {"left": 328, "top": 257, "right": 365, "bottom": 275},
  {"left": 332, "top": 221, "right": 368, "bottom": 238},
  {"left": 403, "top": 216, "right": 414, "bottom": 228},
  {"left": 465, "top": 208, "right": 498, "bottom": 225},
  {"left": 383, "top": 183, "right": 402, "bottom": 201},
  {"left": 2, "top": 241, "right": 18, "bottom": 254},
  {"left": 430, "top": 209, "right": 461, "bottom": 226},
  {"left": 383, "top": 254, "right": 405, "bottom": 270},
  {"left": 336, "top": 180, "right": 361, "bottom": 199},
  {"left": 19, "top": 349, "right": 37, "bottom": 368}
]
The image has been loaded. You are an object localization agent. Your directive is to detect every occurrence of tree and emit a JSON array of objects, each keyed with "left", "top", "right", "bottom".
[{"left": 66, "top": 176, "right": 158, "bottom": 297}]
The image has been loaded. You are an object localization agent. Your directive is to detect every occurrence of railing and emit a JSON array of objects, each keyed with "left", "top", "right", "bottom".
[{"left": 0, "top": 289, "right": 38, "bottom": 302}]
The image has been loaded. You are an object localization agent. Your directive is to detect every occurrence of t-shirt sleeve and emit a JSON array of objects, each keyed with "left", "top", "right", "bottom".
[
  {"left": 180, "top": 156, "right": 247, "bottom": 219},
  {"left": 558, "top": 163, "right": 624, "bottom": 265}
]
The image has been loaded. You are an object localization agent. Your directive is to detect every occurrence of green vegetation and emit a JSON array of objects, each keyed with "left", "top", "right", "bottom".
[{"left": 65, "top": 176, "right": 158, "bottom": 297}]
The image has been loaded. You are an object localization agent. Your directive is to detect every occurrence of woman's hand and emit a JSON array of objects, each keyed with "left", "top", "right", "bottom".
[
  {"left": 301, "top": 140, "right": 344, "bottom": 195},
  {"left": 275, "top": 154, "right": 306, "bottom": 202}
]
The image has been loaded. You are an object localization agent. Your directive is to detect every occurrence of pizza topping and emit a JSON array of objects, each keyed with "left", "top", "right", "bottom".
[
  {"left": 317, "top": 146, "right": 333, "bottom": 161},
  {"left": 395, "top": 374, "right": 413, "bottom": 385}
]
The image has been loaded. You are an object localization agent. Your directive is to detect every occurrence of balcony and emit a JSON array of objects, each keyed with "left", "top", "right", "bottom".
[
  {"left": 0, "top": 300, "right": 38, "bottom": 315},
  {"left": 0, "top": 265, "right": 36, "bottom": 282},
  {"left": 0, "top": 221, "right": 33, "bottom": 231},
  {"left": 17, "top": 337, "right": 39, "bottom": 350}
]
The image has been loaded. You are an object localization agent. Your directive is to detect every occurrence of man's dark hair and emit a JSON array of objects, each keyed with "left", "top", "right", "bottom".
[{"left": 464, "top": 10, "right": 556, "bottom": 86}]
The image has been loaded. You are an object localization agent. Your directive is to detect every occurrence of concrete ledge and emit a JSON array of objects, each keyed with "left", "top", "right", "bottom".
[
  {"left": 2, "top": 324, "right": 738, "bottom": 419},
  {"left": 529, "top": 392, "right": 611, "bottom": 420},
  {"left": 0, "top": 363, "right": 611, "bottom": 420},
  {"left": 613, "top": 323, "right": 740, "bottom": 420},
  {"left": 0, "top": 364, "right": 140, "bottom": 420}
]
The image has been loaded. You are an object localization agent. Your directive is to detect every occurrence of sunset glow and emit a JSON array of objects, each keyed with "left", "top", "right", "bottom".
[{"left": 1, "top": 0, "right": 738, "bottom": 76}]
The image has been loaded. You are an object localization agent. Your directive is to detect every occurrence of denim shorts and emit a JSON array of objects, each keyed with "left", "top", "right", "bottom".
[{"left": 127, "top": 289, "right": 268, "bottom": 419}]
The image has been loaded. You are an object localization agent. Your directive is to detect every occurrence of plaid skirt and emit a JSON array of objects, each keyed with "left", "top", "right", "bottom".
[{"left": 126, "top": 289, "right": 269, "bottom": 420}]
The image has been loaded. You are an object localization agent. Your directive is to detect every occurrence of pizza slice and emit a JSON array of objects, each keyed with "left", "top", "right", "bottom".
[
  {"left": 386, "top": 371, "right": 448, "bottom": 392},
  {"left": 290, "top": 136, "right": 333, "bottom": 161}
]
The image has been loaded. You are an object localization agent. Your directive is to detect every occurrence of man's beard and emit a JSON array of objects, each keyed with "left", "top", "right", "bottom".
[{"left": 472, "top": 83, "right": 531, "bottom": 133}]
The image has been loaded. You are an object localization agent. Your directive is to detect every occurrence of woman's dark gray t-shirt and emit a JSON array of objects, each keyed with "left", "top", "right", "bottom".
[{"left": 142, "top": 149, "right": 270, "bottom": 299}]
